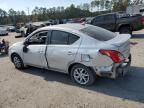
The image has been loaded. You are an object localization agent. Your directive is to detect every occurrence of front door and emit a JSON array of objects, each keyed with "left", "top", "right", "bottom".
[
  {"left": 92, "top": 16, "right": 105, "bottom": 28},
  {"left": 102, "top": 14, "right": 116, "bottom": 31},
  {"left": 46, "top": 30, "right": 80, "bottom": 72},
  {"left": 23, "top": 31, "right": 48, "bottom": 68}
]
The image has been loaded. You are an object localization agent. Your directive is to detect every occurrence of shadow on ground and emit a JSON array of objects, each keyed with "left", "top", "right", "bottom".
[
  {"left": 132, "top": 34, "right": 144, "bottom": 39},
  {"left": 20, "top": 66, "right": 144, "bottom": 103}
]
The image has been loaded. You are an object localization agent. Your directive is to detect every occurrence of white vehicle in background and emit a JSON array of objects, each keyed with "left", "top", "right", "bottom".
[
  {"left": 19, "top": 26, "right": 28, "bottom": 37},
  {"left": 19, "top": 21, "right": 52, "bottom": 37},
  {"left": 127, "top": 0, "right": 144, "bottom": 16},
  {"left": 0, "top": 27, "right": 8, "bottom": 36}
]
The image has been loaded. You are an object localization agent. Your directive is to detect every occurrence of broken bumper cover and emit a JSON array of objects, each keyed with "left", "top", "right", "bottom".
[
  {"left": 111, "top": 55, "right": 131, "bottom": 79},
  {"left": 94, "top": 55, "right": 131, "bottom": 79}
]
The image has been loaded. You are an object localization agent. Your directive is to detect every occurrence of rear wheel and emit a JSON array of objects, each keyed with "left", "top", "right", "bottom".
[
  {"left": 12, "top": 54, "right": 24, "bottom": 69},
  {"left": 119, "top": 26, "right": 132, "bottom": 34},
  {"left": 70, "top": 64, "right": 96, "bottom": 86}
]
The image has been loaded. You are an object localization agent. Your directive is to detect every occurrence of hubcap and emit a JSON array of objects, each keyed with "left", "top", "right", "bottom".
[
  {"left": 73, "top": 68, "right": 89, "bottom": 85},
  {"left": 13, "top": 56, "right": 21, "bottom": 68}
]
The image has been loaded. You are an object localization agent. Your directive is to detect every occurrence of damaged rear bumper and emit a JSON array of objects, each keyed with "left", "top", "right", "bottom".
[
  {"left": 94, "top": 55, "right": 131, "bottom": 79},
  {"left": 112, "top": 55, "right": 131, "bottom": 78}
]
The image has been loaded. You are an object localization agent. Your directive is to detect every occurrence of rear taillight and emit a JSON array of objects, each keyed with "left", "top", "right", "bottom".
[
  {"left": 141, "top": 17, "right": 144, "bottom": 25},
  {"left": 99, "top": 50, "right": 123, "bottom": 63}
]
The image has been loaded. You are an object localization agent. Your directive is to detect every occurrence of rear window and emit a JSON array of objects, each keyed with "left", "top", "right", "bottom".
[{"left": 80, "top": 26, "right": 116, "bottom": 41}]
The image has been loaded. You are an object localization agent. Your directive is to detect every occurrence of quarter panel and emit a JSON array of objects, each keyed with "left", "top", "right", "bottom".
[{"left": 73, "top": 37, "right": 114, "bottom": 68}]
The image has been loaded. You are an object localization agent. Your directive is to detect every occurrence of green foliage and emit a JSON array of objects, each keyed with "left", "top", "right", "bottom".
[
  {"left": 112, "top": 0, "right": 130, "bottom": 12},
  {"left": 0, "top": 0, "right": 134, "bottom": 25}
]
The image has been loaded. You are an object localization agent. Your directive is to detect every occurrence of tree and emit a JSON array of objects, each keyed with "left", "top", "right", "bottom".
[
  {"left": 112, "top": 0, "right": 130, "bottom": 11},
  {"left": 105, "top": 0, "right": 112, "bottom": 10},
  {"left": 8, "top": 9, "right": 17, "bottom": 24},
  {"left": 1, "top": 1, "right": 127, "bottom": 25},
  {"left": 82, "top": 3, "right": 90, "bottom": 11}
]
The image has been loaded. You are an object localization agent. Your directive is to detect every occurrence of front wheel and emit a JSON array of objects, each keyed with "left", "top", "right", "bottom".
[
  {"left": 12, "top": 54, "right": 24, "bottom": 69},
  {"left": 70, "top": 64, "right": 96, "bottom": 86}
]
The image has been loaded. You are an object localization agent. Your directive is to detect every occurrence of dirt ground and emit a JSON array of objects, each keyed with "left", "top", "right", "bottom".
[{"left": 0, "top": 31, "right": 144, "bottom": 108}]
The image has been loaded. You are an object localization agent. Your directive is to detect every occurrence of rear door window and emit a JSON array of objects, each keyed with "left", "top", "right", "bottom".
[
  {"left": 51, "top": 31, "right": 69, "bottom": 45},
  {"left": 50, "top": 30, "right": 80, "bottom": 45},
  {"left": 68, "top": 34, "right": 80, "bottom": 44},
  {"left": 80, "top": 26, "right": 116, "bottom": 41}
]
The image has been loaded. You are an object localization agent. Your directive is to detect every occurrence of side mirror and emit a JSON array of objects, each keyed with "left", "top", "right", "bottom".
[
  {"left": 23, "top": 46, "right": 28, "bottom": 53},
  {"left": 23, "top": 41, "right": 29, "bottom": 53},
  {"left": 23, "top": 40, "right": 29, "bottom": 46}
]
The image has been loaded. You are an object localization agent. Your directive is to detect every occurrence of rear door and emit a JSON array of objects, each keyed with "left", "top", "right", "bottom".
[{"left": 46, "top": 30, "right": 80, "bottom": 72}]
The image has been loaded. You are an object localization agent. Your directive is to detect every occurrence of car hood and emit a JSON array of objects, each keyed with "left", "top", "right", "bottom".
[
  {"left": 8, "top": 27, "right": 15, "bottom": 29},
  {"left": 12, "top": 41, "right": 23, "bottom": 47},
  {"left": 0, "top": 28, "right": 7, "bottom": 31}
]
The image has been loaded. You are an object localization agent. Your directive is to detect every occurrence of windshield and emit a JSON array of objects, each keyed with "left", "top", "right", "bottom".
[{"left": 80, "top": 26, "right": 116, "bottom": 41}]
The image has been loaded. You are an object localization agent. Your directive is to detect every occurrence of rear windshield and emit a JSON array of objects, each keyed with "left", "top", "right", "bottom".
[{"left": 80, "top": 26, "right": 116, "bottom": 41}]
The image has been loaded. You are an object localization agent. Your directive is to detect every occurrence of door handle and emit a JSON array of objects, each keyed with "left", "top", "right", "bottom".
[{"left": 67, "top": 51, "right": 74, "bottom": 55}]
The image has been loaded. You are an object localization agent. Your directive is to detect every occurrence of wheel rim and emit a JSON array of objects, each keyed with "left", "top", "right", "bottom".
[
  {"left": 73, "top": 68, "right": 89, "bottom": 85},
  {"left": 13, "top": 56, "right": 21, "bottom": 68}
]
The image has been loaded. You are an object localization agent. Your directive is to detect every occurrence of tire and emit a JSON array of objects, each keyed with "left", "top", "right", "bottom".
[
  {"left": 21, "top": 31, "right": 25, "bottom": 37},
  {"left": 15, "top": 35, "right": 22, "bottom": 38},
  {"left": 12, "top": 54, "right": 24, "bottom": 69},
  {"left": 70, "top": 64, "right": 96, "bottom": 86},
  {"left": 5, "top": 33, "right": 8, "bottom": 36},
  {"left": 119, "top": 26, "right": 132, "bottom": 34},
  {"left": 4, "top": 47, "right": 9, "bottom": 54}
]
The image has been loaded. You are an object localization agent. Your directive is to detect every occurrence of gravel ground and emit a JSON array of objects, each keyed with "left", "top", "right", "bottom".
[{"left": 0, "top": 31, "right": 144, "bottom": 108}]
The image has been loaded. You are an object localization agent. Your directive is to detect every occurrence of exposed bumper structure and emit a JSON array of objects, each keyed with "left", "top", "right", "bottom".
[
  {"left": 94, "top": 55, "right": 131, "bottom": 79},
  {"left": 112, "top": 55, "right": 131, "bottom": 78}
]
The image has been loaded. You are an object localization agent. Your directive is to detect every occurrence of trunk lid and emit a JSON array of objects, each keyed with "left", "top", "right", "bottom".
[{"left": 105, "top": 34, "right": 131, "bottom": 59}]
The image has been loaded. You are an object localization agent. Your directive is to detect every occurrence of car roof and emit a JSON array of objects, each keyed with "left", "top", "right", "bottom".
[
  {"left": 39, "top": 23, "right": 90, "bottom": 32},
  {"left": 94, "top": 11, "right": 126, "bottom": 17}
]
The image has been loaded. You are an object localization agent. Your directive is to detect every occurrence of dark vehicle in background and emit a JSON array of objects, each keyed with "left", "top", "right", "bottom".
[
  {"left": 66, "top": 17, "right": 94, "bottom": 24},
  {"left": 7, "top": 26, "right": 16, "bottom": 32},
  {"left": 90, "top": 12, "right": 144, "bottom": 34}
]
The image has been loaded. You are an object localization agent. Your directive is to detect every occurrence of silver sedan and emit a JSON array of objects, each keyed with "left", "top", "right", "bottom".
[
  {"left": 0, "top": 27, "right": 8, "bottom": 36},
  {"left": 9, "top": 24, "right": 131, "bottom": 86}
]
